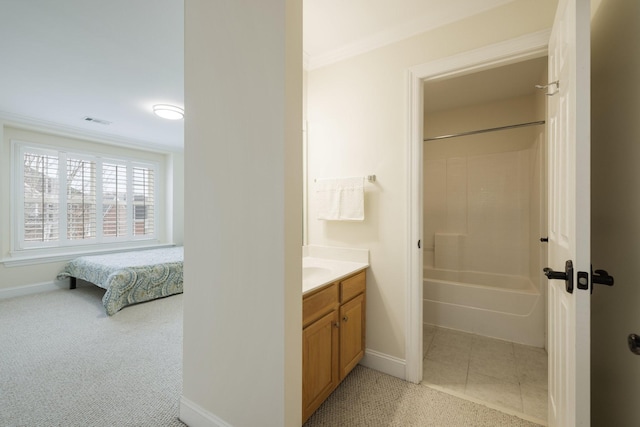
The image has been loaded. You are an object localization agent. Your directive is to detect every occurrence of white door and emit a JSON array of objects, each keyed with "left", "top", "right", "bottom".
[{"left": 546, "top": 0, "right": 591, "bottom": 425}]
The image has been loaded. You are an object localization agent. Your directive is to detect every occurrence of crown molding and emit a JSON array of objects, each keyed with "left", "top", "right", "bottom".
[
  {"left": 0, "top": 111, "right": 183, "bottom": 153},
  {"left": 306, "top": 0, "right": 516, "bottom": 70}
]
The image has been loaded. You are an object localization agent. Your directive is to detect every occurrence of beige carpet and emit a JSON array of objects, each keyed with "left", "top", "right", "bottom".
[
  {"left": 304, "top": 366, "right": 542, "bottom": 427},
  {"left": 1, "top": 285, "right": 542, "bottom": 426},
  {"left": 0, "top": 285, "right": 186, "bottom": 427}
]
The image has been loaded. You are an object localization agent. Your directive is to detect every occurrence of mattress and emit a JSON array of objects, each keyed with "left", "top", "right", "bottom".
[{"left": 57, "top": 246, "right": 183, "bottom": 315}]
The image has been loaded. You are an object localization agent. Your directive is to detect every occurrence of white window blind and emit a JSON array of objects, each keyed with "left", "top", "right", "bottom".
[
  {"left": 23, "top": 152, "right": 60, "bottom": 242},
  {"left": 16, "top": 143, "right": 158, "bottom": 251},
  {"left": 67, "top": 157, "right": 96, "bottom": 240},
  {"left": 102, "top": 162, "right": 128, "bottom": 238},
  {"left": 132, "top": 166, "right": 155, "bottom": 236}
]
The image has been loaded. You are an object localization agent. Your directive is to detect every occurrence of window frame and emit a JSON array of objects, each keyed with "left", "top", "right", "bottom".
[{"left": 12, "top": 140, "right": 160, "bottom": 255}]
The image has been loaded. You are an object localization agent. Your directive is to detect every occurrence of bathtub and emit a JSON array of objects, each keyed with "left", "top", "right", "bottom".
[{"left": 423, "top": 268, "right": 545, "bottom": 347}]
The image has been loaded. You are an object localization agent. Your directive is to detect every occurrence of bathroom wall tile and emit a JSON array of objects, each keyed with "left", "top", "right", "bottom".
[
  {"left": 423, "top": 248, "right": 435, "bottom": 268},
  {"left": 424, "top": 159, "right": 447, "bottom": 250},
  {"left": 465, "top": 151, "right": 530, "bottom": 276},
  {"left": 446, "top": 157, "right": 467, "bottom": 233},
  {"left": 434, "top": 233, "right": 463, "bottom": 270},
  {"left": 425, "top": 149, "right": 534, "bottom": 276}
]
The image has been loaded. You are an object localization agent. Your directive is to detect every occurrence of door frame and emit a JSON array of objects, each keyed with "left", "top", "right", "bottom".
[{"left": 405, "top": 29, "right": 551, "bottom": 383}]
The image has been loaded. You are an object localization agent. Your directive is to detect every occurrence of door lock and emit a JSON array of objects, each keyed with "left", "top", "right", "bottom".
[{"left": 544, "top": 260, "right": 574, "bottom": 294}]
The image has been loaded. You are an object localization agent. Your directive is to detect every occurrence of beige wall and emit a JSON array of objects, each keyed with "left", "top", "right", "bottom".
[
  {"left": 306, "top": 0, "right": 556, "bottom": 364},
  {"left": 0, "top": 124, "right": 184, "bottom": 292},
  {"left": 591, "top": 0, "right": 640, "bottom": 425},
  {"left": 182, "top": 0, "right": 301, "bottom": 425}
]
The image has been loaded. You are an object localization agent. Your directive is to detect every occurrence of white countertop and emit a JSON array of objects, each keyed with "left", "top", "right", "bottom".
[{"left": 303, "top": 256, "right": 369, "bottom": 294}]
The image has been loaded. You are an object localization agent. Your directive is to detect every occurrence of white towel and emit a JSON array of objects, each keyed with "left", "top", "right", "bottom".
[{"left": 315, "top": 177, "right": 364, "bottom": 221}]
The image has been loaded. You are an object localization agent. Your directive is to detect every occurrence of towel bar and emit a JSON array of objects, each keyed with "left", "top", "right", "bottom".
[{"left": 314, "top": 175, "right": 376, "bottom": 183}]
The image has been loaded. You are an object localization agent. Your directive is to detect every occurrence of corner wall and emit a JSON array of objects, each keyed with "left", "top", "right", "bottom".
[
  {"left": 182, "top": 0, "right": 302, "bottom": 425},
  {"left": 591, "top": 0, "right": 640, "bottom": 425}
]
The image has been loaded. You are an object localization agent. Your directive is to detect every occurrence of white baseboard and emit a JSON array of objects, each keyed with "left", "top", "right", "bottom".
[
  {"left": 179, "top": 397, "right": 232, "bottom": 427},
  {"left": 0, "top": 280, "right": 67, "bottom": 300},
  {"left": 360, "top": 348, "right": 407, "bottom": 380}
]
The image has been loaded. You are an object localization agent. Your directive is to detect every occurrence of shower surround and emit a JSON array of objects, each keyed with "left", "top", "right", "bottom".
[{"left": 423, "top": 142, "right": 545, "bottom": 347}]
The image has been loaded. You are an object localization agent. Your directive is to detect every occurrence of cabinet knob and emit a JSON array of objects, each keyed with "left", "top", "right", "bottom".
[
  {"left": 334, "top": 322, "right": 340, "bottom": 328},
  {"left": 342, "top": 316, "right": 349, "bottom": 322}
]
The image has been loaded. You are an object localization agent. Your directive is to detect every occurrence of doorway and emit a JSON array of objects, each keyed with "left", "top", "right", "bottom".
[
  {"left": 420, "top": 56, "right": 548, "bottom": 421},
  {"left": 404, "top": 28, "right": 553, "bottom": 417},
  {"left": 422, "top": 57, "right": 548, "bottom": 347}
]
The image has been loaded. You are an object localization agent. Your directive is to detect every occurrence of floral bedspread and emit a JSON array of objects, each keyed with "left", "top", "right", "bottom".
[{"left": 57, "top": 246, "right": 184, "bottom": 315}]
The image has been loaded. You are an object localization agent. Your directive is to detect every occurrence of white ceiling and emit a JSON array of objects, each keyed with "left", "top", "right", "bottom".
[
  {"left": 424, "top": 56, "right": 548, "bottom": 113},
  {"left": 0, "top": 0, "right": 526, "bottom": 151},
  {"left": 0, "top": 0, "right": 184, "bottom": 151}
]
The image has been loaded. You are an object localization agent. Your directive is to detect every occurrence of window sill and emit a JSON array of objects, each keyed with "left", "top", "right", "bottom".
[{"left": 2, "top": 242, "right": 176, "bottom": 267}]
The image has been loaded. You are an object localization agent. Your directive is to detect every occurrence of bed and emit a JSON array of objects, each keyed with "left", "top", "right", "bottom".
[{"left": 57, "top": 246, "right": 184, "bottom": 315}]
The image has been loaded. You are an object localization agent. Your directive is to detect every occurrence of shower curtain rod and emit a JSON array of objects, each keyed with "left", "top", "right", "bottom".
[{"left": 423, "top": 120, "right": 546, "bottom": 142}]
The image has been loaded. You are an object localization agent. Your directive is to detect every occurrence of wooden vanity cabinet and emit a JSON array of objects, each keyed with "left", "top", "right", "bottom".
[
  {"left": 302, "top": 283, "right": 339, "bottom": 422},
  {"left": 302, "top": 269, "right": 366, "bottom": 423},
  {"left": 339, "top": 293, "right": 365, "bottom": 379},
  {"left": 338, "top": 269, "right": 366, "bottom": 380}
]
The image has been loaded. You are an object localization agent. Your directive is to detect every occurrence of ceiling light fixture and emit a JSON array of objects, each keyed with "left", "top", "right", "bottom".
[{"left": 153, "top": 104, "right": 184, "bottom": 120}]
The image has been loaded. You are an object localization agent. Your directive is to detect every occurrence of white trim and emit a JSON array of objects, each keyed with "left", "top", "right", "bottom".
[
  {"left": 12, "top": 139, "right": 161, "bottom": 254},
  {"left": 359, "top": 348, "right": 406, "bottom": 380},
  {"left": 405, "top": 29, "right": 551, "bottom": 385},
  {"left": 2, "top": 243, "right": 175, "bottom": 267},
  {"left": 179, "top": 397, "right": 233, "bottom": 427},
  {"left": 0, "top": 280, "right": 67, "bottom": 300},
  {"left": 302, "top": 120, "right": 309, "bottom": 246},
  {"left": 408, "top": 29, "right": 550, "bottom": 80},
  {"left": 404, "top": 66, "right": 424, "bottom": 384}
]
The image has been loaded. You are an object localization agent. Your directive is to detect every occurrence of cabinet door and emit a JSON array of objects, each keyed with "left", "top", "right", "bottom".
[
  {"left": 302, "top": 309, "right": 339, "bottom": 422},
  {"left": 339, "top": 293, "right": 365, "bottom": 380}
]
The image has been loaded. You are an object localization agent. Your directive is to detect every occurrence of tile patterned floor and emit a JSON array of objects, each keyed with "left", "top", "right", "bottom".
[{"left": 422, "top": 325, "right": 548, "bottom": 423}]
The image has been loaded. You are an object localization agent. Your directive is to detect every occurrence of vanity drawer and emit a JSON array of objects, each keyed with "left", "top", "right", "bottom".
[
  {"left": 303, "top": 282, "right": 339, "bottom": 327},
  {"left": 340, "top": 270, "right": 366, "bottom": 303}
]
